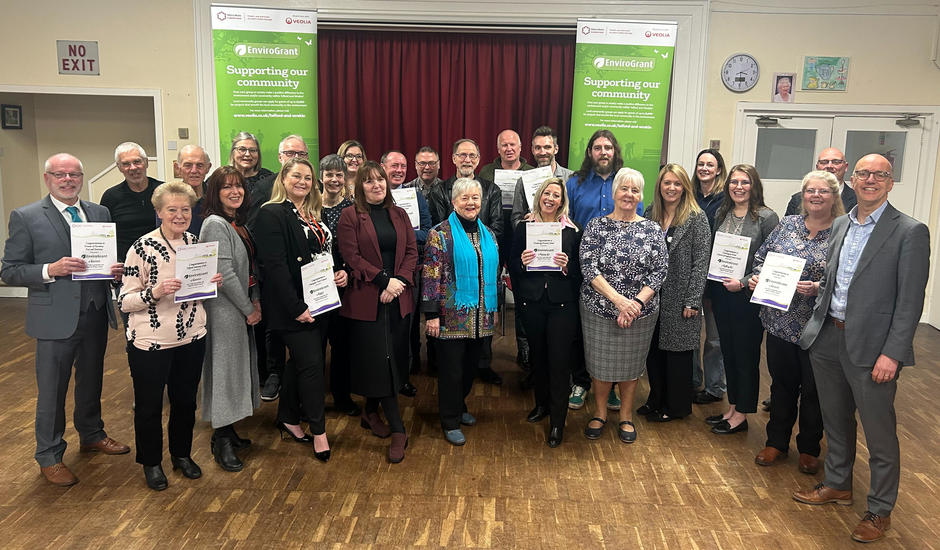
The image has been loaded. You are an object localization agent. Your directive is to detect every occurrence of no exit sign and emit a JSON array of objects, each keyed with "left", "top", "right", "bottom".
[{"left": 56, "top": 40, "right": 100, "bottom": 75}]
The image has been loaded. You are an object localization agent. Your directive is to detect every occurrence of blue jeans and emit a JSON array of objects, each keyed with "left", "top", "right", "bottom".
[{"left": 691, "top": 300, "right": 726, "bottom": 397}]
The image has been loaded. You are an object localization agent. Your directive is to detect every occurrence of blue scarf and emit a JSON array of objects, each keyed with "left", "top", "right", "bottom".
[{"left": 449, "top": 211, "right": 498, "bottom": 312}]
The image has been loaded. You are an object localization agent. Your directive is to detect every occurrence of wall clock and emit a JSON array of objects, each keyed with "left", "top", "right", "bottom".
[{"left": 721, "top": 53, "right": 759, "bottom": 92}]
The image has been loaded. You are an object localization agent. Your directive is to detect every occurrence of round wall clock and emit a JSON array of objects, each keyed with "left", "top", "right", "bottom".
[{"left": 721, "top": 53, "right": 760, "bottom": 92}]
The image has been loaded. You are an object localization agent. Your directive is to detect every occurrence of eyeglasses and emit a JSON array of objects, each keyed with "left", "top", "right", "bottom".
[
  {"left": 118, "top": 158, "right": 145, "bottom": 168},
  {"left": 47, "top": 171, "right": 83, "bottom": 180},
  {"left": 234, "top": 146, "right": 259, "bottom": 155},
  {"left": 280, "top": 150, "right": 308, "bottom": 158},
  {"left": 817, "top": 159, "right": 846, "bottom": 166},
  {"left": 416, "top": 161, "right": 439, "bottom": 168},
  {"left": 454, "top": 152, "right": 479, "bottom": 160},
  {"left": 180, "top": 162, "right": 208, "bottom": 171},
  {"left": 804, "top": 188, "right": 833, "bottom": 195},
  {"left": 343, "top": 154, "right": 364, "bottom": 161},
  {"left": 853, "top": 170, "right": 892, "bottom": 181},
  {"left": 728, "top": 179, "right": 751, "bottom": 187}
]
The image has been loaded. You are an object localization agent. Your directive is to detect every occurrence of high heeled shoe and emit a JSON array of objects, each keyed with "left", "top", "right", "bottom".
[
  {"left": 276, "top": 421, "right": 314, "bottom": 443},
  {"left": 312, "top": 433, "right": 331, "bottom": 463}
]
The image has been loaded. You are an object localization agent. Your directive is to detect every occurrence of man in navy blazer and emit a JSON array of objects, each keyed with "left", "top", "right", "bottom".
[
  {"left": 793, "top": 154, "right": 930, "bottom": 543},
  {"left": 1, "top": 153, "right": 130, "bottom": 487}
]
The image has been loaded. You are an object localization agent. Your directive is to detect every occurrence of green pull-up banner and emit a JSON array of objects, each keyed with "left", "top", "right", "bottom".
[
  {"left": 211, "top": 6, "right": 319, "bottom": 169},
  {"left": 568, "top": 20, "right": 677, "bottom": 200}
]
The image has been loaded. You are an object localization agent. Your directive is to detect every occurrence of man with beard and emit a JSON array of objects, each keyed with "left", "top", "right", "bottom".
[{"left": 510, "top": 126, "right": 575, "bottom": 228}]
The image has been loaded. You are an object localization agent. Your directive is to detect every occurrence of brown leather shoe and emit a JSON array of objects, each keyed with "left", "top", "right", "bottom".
[
  {"left": 79, "top": 436, "right": 130, "bottom": 455},
  {"left": 388, "top": 432, "right": 408, "bottom": 464},
  {"left": 851, "top": 511, "right": 890, "bottom": 543},
  {"left": 798, "top": 453, "right": 820, "bottom": 474},
  {"left": 755, "top": 446, "right": 787, "bottom": 466},
  {"left": 40, "top": 462, "right": 78, "bottom": 487},
  {"left": 792, "top": 482, "right": 852, "bottom": 505}
]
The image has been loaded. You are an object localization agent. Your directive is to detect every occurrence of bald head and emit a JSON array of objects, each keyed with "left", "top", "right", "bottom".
[
  {"left": 851, "top": 153, "right": 893, "bottom": 214},
  {"left": 43, "top": 153, "right": 84, "bottom": 205},
  {"left": 816, "top": 147, "right": 848, "bottom": 182},
  {"left": 497, "top": 129, "right": 522, "bottom": 169}
]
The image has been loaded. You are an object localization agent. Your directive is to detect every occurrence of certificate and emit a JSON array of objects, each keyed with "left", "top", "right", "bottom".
[
  {"left": 391, "top": 187, "right": 420, "bottom": 229},
  {"left": 522, "top": 165, "right": 555, "bottom": 210},
  {"left": 707, "top": 231, "right": 751, "bottom": 282},
  {"left": 493, "top": 169, "right": 525, "bottom": 208},
  {"left": 750, "top": 252, "right": 807, "bottom": 311},
  {"left": 301, "top": 253, "right": 341, "bottom": 315},
  {"left": 174, "top": 241, "right": 219, "bottom": 303},
  {"left": 70, "top": 222, "right": 117, "bottom": 280},
  {"left": 525, "top": 222, "right": 563, "bottom": 272}
]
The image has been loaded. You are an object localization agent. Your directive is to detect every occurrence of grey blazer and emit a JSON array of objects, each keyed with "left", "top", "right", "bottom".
[
  {"left": 799, "top": 202, "right": 930, "bottom": 367},
  {"left": 656, "top": 210, "right": 711, "bottom": 351},
  {"left": 1, "top": 195, "right": 117, "bottom": 339}
]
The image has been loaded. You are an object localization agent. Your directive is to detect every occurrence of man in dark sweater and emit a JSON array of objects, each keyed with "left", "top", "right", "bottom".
[{"left": 100, "top": 142, "right": 162, "bottom": 263}]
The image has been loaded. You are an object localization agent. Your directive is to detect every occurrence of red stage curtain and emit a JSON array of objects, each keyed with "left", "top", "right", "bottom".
[{"left": 318, "top": 29, "right": 575, "bottom": 180}]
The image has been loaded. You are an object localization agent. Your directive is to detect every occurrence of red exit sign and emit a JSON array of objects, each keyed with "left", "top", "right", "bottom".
[{"left": 56, "top": 40, "right": 100, "bottom": 75}]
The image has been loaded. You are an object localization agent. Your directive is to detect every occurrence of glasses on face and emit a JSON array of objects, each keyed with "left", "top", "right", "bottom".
[
  {"left": 416, "top": 161, "right": 439, "bottom": 168},
  {"left": 728, "top": 179, "right": 751, "bottom": 187},
  {"left": 817, "top": 159, "right": 846, "bottom": 167},
  {"left": 343, "top": 153, "right": 364, "bottom": 161},
  {"left": 853, "top": 170, "right": 891, "bottom": 181},
  {"left": 181, "top": 162, "right": 207, "bottom": 171},
  {"left": 235, "top": 146, "right": 259, "bottom": 155},
  {"left": 47, "top": 171, "right": 83, "bottom": 180},
  {"left": 280, "top": 150, "right": 308, "bottom": 158},
  {"left": 454, "top": 152, "right": 479, "bottom": 160},
  {"left": 804, "top": 188, "right": 833, "bottom": 196},
  {"left": 119, "top": 158, "right": 145, "bottom": 169}
]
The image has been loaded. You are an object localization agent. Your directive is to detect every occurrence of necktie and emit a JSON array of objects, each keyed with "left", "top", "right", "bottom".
[{"left": 65, "top": 206, "right": 82, "bottom": 223}]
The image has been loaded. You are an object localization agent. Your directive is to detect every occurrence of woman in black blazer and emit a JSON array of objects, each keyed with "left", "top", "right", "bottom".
[
  {"left": 254, "top": 158, "right": 348, "bottom": 462},
  {"left": 509, "top": 177, "right": 582, "bottom": 447}
]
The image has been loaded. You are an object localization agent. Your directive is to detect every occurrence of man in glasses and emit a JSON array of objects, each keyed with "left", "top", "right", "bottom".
[
  {"left": 248, "top": 134, "right": 308, "bottom": 231},
  {"left": 784, "top": 147, "right": 857, "bottom": 215},
  {"left": 405, "top": 146, "right": 443, "bottom": 199},
  {"left": 2, "top": 153, "right": 131, "bottom": 487},
  {"left": 101, "top": 142, "right": 163, "bottom": 266},
  {"left": 793, "top": 154, "right": 929, "bottom": 543}
]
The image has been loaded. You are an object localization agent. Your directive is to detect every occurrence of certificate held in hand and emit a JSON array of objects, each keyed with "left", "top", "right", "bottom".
[
  {"left": 494, "top": 169, "right": 525, "bottom": 208},
  {"left": 707, "top": 231, "right": 751, "bottom": 282},
  {"left": 391, "top": 187, "right": 420, "bottom": 229},
  {"left": 70, "top": 222, "right": 117, "bottom": 280},
  {"left": 750, "top": 252, "right": 807, "bottom": 311},
  {"left": 301, "top": 253, "right": 341, "bottom": 315},
  {"left": 526, "top": 222, "right": 563, "bottom": 272},
  {"left": 175, "top": 241, "right": 219, "bottom": 303}
]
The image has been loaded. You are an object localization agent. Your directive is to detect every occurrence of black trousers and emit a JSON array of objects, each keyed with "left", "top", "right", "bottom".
[
  {"left": 765, "top": 333, "right": 823, "bottom": 455},
  {"left": 520, "top": 295, "right": 577, "bottom": 427},
  {"left": 278, "top": 327, "right": 328, "bottom": 435},
  {"left": 711, "top": 285, "right": 763, "bottom": 413},
  {"left": 324, "top": 312, "right": 354, "bottom": 407},
  {"left": 436, "top": 337, "right": 484, "bottom": 430},
  {"left": 644, "top": 322, "right": 693, "bottom": 418},
  {"left": 128, "top": 338, "right": 206, "bottom": 466}
]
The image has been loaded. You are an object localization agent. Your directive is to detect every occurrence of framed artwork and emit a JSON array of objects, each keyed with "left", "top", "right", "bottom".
[
  {"left": 1, "top": 104, "right": 23, "bottom": 129},
  {"left": 772, "top": 73, "right": 796, "bottom": 103},
  {"left": 802, "top": 56, "right": 849, "bottom": 90}
]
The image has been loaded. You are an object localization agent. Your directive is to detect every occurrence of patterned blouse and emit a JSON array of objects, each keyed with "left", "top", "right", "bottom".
[
  {"left": 119, "top": 229, "right": 208, "bottom": 351},
  {"left": 579, "top": 216, "right": 669, "bottom": 320},
  {"left": 322, "top": 198, "right": 353, "bottom": 241},
  {"left": 751, "top": 215, "right": 831, "bottom": 343}
]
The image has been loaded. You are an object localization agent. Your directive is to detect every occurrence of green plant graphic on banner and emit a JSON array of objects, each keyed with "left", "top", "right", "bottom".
[
  {"left": 568, "top": 21, "right": 676, "bottom": 201},
  {"left": 212, "top": 7, "right": 318, "bottom": 169}
]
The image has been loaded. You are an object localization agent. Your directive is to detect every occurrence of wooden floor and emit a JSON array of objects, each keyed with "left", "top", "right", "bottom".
[{"left": 0, "top": 297, "right": 938, "bottom": 549}]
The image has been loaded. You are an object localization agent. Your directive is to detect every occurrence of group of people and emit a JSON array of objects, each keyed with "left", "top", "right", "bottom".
[{"left": 1, "top": 126, "right": 929, "bottom": 543}]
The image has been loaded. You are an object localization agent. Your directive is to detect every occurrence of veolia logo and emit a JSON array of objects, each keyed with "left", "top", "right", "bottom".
[{"left": 234, "top": 44, "right": 248, "bottom": 56}]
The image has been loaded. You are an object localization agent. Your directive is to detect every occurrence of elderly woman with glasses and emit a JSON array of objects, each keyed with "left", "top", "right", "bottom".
[{"left": 229, "top": 132, "right": 274, "bottom": 189}]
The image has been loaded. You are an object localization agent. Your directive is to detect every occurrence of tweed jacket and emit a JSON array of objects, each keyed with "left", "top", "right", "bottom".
[{"left": 655, "top": 209, "right": 711, "bottom": 352}]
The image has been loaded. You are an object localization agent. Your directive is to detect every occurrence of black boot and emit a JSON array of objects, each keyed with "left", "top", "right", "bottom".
[{"left": 211, "top": 435, "right": 244, "bottom": 472}]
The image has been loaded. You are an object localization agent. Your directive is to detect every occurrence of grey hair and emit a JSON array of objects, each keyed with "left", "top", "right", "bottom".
[
  {"left": 114, "top": 142, "right": 147, "bottom": 163},
  {"left": 451, "top": 177, "right": 482, "bottom": 201},
  {"left": 279, "top": 134, "right": 306, "bottom": 152},
  {"left": 612, "top": 167, "right": 644, "bottom": 203},
  {"left": 452, "top": 138, "right": 479, "bottom": 155},
  {"left": 319, "top": 154, "right": 346, "bottom": 176},
  {"left": 177, "top": 144, "right": 210, "bottom": 164},
  {"left": 43, "top": 153, "right": 84, "bottom": 173}
]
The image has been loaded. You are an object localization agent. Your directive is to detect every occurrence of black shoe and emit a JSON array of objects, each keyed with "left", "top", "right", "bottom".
[
  {"left": 761, "top": 398, "right": 772, "bottom": 412},
  {"left": 693, "top": 390, "right": 722, "bottom": 404},
  {"left": 336, "top": 400, "right": 362, "bottom": 416},
  {"left": 276, "top": 421, "right": 314, "bottom": 443},
  {"left": 478, "top": 368, "right": 502, "bottom": 386},
  {"left": 260, "top": 373, "right": 281, "bottom": 401},
  {"left": 211, "top": 437, "right": 244, "bottom": 472},
  {"left": 636, "top": 404, "right": 656, "bottom": 416},
  {"left": 704, "top": 414, "right": 727, "bottom": 426},
  {"left": 227, "top": 428, "right": 252, "bottom": 450},
  {"left": 526, "top": 405, "right": 550, "bottom": 423},
  {"left": 398, "top": 382, "right": 417, "bottom": 397},
  {"left": 647, "top": 412, "right": 681, "bottom": 423},
  {"left": 170, "top": 456, "right": 203, "bottom": 479},
  {"left": 516, "top": 345, "right": 530, "bottom": 371},
  {"left": 144, "top": 464, "right": 168, "bottom": 491},
  {"left": 313, "top": 435, "right": 331, "bottom": 463},
  {"left": 711, "top": 419, "right": 748, "bottom": 435},
  {"left": 547, "top": 426, "right": 563, "bottom": 448}
]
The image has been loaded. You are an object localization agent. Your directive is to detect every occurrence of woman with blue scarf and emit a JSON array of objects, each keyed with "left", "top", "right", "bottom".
[{"left": 422, "top": 178, "right": 499, "bottom": 446}]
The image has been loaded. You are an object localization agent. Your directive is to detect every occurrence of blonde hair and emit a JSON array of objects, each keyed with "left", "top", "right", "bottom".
[
  {"left": 152, "top": 180, "right": 197, "bottom": 210},
  {"left": 531, "top": 177, "right": 572, "bottom": 225},
  {"left": 647, "top": 164, "right": 701, "bottom": 229},
  {"left": 266, "top": 158, "right": 322, "bottom": 221},
  {"left": 800, "top": 170, "right": 846, "bottom": 218}
]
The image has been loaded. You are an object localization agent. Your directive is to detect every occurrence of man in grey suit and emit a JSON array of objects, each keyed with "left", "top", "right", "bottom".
[
  {"left": 1, "top": 153, "right": 131, "bottom": 487},
  {"left": 792, "top": 153, "right": 930, "bottom": 543}
]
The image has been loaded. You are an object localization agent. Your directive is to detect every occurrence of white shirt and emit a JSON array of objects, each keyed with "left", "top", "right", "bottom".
[{"left": 42, "top": 196, "right": 87, "bottom": 280}]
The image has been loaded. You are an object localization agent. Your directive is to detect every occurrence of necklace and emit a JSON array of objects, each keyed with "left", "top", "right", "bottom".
[
  {"left": 728, "top": 212, "right": 745, "bottom": 234},
  {"left": 159, "top": 226, "right": 179, "bottom": 254}
]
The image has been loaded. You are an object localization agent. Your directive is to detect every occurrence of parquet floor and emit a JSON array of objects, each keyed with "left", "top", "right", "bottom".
[{"left": 0, "top": 297, "right": 937, "bottom": 549}]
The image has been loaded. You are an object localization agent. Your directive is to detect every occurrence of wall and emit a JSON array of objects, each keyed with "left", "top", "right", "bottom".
[{"left": 0, "top": 93, "right": 40, "bottom": 228}]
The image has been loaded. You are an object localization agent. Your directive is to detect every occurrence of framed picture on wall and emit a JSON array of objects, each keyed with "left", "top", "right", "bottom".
[
  {"left": 772, "top": 73, "right": 795, "bottom": 103},
  {"left": 1, "top": 104, "right": 23, "bottom": 129}
]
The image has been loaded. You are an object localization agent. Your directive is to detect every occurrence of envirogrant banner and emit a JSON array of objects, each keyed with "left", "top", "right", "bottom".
[
  {"left": 211, "top": 6, "right": 318, "bottom": 169},
  {"left": 568, "top": 20, "right": 677, "bottom": 200}
]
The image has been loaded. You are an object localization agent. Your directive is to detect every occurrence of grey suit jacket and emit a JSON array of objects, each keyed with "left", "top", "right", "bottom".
[
  {"left": 798, "top": 202, "right": 930, "bottom": 367},
  {"left": 1, "top": 195, "right": 118, "bottom": 340}
]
